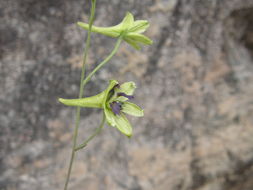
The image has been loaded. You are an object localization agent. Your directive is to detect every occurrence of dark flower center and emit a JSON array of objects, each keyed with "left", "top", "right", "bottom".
[
  {"left": 110, "top": 101, "right": 122, "bottom": 115},
  {"left": 108, "top": 85, "right": 134, "bottom": 115}
]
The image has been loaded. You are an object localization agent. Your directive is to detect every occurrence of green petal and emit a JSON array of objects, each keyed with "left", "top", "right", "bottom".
[
  {"left": 104, "top": 106, "right": 116, "bottom": 127},
  {"left": 121, "top": 12, "right": 134, "bottom": 30},
  {"left": 77, "top": 22, "right": 120, "bottom": 38},
  {"left": 122, "top": 102, "right": 144, "bottom": 117},
  {"left": 129, "top": 20, "right": 149, "bottom": 33},
  {"left": 114, "top": 114, "right": 133, "bottom": 137},
  {"left": 114, "top": 96, "right": 128, "bottom": 102},
  {"left": 119, "top": 81, "right": 136, "bottom": 95},
  {"left": 126, "top": 33, "right": 153, "bottom": 45}
]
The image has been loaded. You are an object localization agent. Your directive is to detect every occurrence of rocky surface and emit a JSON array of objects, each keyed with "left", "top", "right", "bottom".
[{"left": 1, "top": 0, "right": 253, "bottom": 189}]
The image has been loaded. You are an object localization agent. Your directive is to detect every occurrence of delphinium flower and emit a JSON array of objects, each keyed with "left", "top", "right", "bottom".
[
  {"left": 77, "top": 12, "right": 152, "bottom": 50},
  {"left": 59, "top": 80, "right": 143, "bottom": 137}
]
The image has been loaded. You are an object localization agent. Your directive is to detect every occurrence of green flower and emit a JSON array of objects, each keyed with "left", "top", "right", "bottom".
[
  {"left": 77, "top": 12, "right": 153, "bottom": 50},
  {"left": 59, "top": 80, "right": 144, "bottom": 137}
]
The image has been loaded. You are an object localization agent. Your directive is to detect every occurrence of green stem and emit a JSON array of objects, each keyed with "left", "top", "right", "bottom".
[
  {"left": 83, "top": 36, "right": 123, "bottom": 86},
  {"left": 63, "top": 0, "right": 96, "bottom": 190},
  {"left": 75, "top": 113, "right": 105, "bottom": 151}
]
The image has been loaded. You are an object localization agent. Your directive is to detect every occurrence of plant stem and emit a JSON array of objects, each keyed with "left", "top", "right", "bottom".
[
  {"left": 83, "top": 36, "right": 123, "bottom": 86},
  {"left": 75, "top": 113, "right": 105, "bottom": 151},
  {"left": 63, "top": 0, "right": 96, "bottom": 190}
]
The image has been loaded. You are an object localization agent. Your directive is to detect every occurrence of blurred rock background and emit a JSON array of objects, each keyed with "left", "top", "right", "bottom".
[{"left": 1, "top": 0, "right": 253, "bottom": 189}]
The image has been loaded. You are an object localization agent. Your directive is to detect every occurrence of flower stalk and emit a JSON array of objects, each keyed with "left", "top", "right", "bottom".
[
  {"left": 63, "top": 0, "right": 96, "bottom": 190},
  {"left": 83, "top": 36, "right": 123, "bottom": 87},
  {"left": 75, "top": 113, "right": 106, "bottom": 151}
]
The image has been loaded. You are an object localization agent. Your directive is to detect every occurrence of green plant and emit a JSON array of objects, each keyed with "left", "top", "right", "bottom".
[{"left": 59, "top": 1, "right": 152, "bottom": 189}]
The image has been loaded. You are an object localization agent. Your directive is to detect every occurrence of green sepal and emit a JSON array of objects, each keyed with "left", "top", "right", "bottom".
[
  {"left": 122, "top": 102, "right": 144, "bottom": 117},
  {"left": 124, "top": 38, "right": 141, "bottom": 50},
  {"left": 102, "top": 80, "right": 119, "bottom": 127},
  {"left": 125, "top": 33, "right": 153, "bottom": 45},
  {"left": 114, "top": 114, "right": 133, "bottom": 137},
  {"left": 104, "top": 106, "right": 117, "bottom": 127},
  {"left": 102, "top": 79, "right": 118, "bottom": 105},
  {"left": 119, "top": 81, "right": 136, "bottom": 95},
  {"left": 120, "top": 12, "right": 134, "bottom": 30},
  {"left": 129, "top": 20, "right": 149, "bottom": 33}
]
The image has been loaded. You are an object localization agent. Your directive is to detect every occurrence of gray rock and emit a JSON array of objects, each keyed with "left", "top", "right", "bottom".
[{"left": 1, "top": 0, "right": 253, "bottom": 189}]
